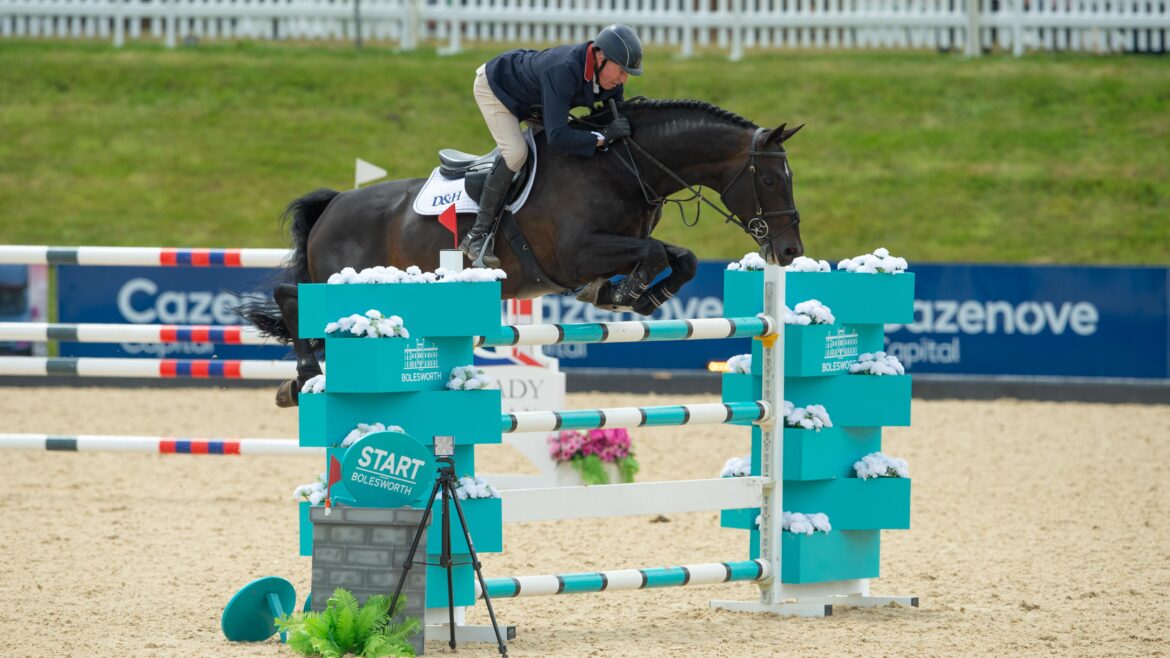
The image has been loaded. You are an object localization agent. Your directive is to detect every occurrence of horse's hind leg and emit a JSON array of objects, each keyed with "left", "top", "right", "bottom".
[{"left": 273, "top": 283, "right": 322, "bottom": 408}]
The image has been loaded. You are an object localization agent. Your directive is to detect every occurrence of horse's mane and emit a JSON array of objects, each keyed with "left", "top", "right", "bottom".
[{"left": 581, "top": 97, "right": 758, "bottom": 129}]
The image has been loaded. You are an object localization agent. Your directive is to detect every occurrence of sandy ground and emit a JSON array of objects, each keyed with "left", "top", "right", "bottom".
[{"left": 1, "top": 386, "right": 1168, "bottom": 657}]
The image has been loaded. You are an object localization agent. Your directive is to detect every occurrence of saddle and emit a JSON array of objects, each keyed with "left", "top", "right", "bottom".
[
  {"left": 437, "top": 146, "right": 533, "bottom": 205},
  {"left": 431, "top": 130, "right": 566, "bottom": 299}
]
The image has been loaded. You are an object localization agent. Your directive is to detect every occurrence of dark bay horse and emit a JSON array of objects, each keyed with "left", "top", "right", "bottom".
[{"left": 241, "top": 99, "right": 804, "bottom": 406}]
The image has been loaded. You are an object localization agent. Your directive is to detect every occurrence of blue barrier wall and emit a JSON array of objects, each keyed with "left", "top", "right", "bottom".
[
  {"left": 56, "top": 265, "right": 290, "bottom": 360},
  {"left": 52, "top": 262, "right": 1170, "bottom": 380}
]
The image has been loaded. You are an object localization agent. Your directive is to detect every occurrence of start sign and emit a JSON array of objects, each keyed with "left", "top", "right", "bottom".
[{"left": 341, "top": 431, "right": 435, "bottom": 508}]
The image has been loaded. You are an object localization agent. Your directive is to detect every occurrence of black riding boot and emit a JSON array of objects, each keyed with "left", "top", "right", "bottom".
[{"left": 460, "top": 159, "right": 513, "bottom": 269}]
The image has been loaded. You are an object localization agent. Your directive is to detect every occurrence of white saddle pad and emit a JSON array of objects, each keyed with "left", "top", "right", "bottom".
[{"left": 412, "top": 130, "right": 538, "bottom": 216}]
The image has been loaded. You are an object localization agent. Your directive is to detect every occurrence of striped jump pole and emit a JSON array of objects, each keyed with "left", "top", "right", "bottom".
[
  {"left": 0, "top": 433, "right": 317, "bottom": 456},
  {"left": 475, "top": 316, "right": 775, "bottom": 348},
  {"left": 476, "top": 560, "right": 770, "bottom": 599},
  {"left": 0, "top": 356, "right": 296, "bottom": 380},
  {"left": 0, "top": 245, "right": 288, "bottom": 268},
  {"left": 0, "top": 322, "right": 273, "bottom": 345},
  {"left": 501, "top": 400, "right": 772, "bottom": 434}
]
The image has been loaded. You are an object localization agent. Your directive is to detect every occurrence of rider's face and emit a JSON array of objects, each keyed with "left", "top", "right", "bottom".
[{"left": 597, "top": 57, "right": 629, "bottom": 90}]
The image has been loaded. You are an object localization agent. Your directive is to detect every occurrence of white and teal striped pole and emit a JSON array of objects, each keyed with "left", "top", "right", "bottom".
[
  {"left": 476, "top": 316, "right": 775, "bottom": 347},
  {"left": 501, "top": 401, "right": 771, "bottom": 434},
  {"left": 476, "top": 560, "right": 770, "bottom": 599}
]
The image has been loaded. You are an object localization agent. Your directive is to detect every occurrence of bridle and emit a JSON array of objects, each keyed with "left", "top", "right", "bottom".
[{"left": 608, "top": 123, "right": 800, "bottom": 246}]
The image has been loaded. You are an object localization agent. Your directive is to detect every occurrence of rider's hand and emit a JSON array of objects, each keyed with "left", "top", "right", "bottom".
[{"left": 599, "top": 116, "right": 632, "bottom": 144}]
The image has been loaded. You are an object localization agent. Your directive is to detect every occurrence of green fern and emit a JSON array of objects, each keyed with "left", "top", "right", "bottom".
[
  {"left": 573, "top": 454, "right": 609, "bottom": 485},
  {"left": 617, "top": 454, "right": 640, "bottom": 484},
  {"left": 572, "top": 453, "right": 641, "bottom": 485},
  {"left": 274, "top": 588, "right": 419, "bottom": 657}
]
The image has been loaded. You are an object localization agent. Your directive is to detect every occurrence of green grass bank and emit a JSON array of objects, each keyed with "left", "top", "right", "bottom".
[{"left": 1, "top": 40, "right": 1167, "bottom": 265}]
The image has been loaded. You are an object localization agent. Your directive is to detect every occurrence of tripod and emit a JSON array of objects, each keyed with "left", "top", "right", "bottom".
[{"left": 390, "top": 455, "right": 508, "bottom": 656}]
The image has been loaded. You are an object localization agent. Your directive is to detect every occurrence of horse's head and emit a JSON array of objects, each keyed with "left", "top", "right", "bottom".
[{"left": 718, "top": 123, "right": 805, "bottom": 265}]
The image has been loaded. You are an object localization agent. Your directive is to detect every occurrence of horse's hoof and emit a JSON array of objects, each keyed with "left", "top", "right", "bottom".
[{"left": 275, "top": 380, "right": 299, "bottom": 408}]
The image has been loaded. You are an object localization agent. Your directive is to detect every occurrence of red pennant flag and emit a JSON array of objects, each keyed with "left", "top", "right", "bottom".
[
  {"left": 438, "top": 203, "right": 458, "bottom": 249},
  {"left": 325, "top": 455, "right": 343, "bottom": 508}
]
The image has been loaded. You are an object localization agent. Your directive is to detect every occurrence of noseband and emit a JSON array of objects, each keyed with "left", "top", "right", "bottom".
[{"left": 610, "top": 125, "right": 800, "bottom": 246}]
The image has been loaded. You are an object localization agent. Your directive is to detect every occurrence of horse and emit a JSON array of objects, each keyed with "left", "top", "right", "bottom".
[{"left": 240, "top": 99, "right": 804, "bottom": 407}]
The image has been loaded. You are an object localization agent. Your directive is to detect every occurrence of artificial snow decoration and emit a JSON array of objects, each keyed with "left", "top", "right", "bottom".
[
  {"left": 446, "top": 365, "right": 498, "bottom": 390},
  {"left": 327, "top": 265, "right": 506, "bottom": 284},
  {"left": 784, "top": 299, "right": 836, "bottom": 325},
  {"left": 783, "top": 511, "right": 832, "bottom": 535},
  {"left": 721, "top": 455, "right": 752, "bottom": 478},
  {"left": 785, "top": 256, "right": 832, "bottom": 273},
  {"left": 325, "top": 310, "right": 410, "bottom": 338},
  {"left": 726, "top": 353, "right": 752, "bottom": 374},
  {"left": 849, "top": 352, "right": 906, "bottom": 376},
  {"left": 854, "top": 452, "right": 910, "bottom": 479},
  {"left": 434, "top": 475, "right": 501, "bottom": 500},
  {"left": 340, "top": 422, "right": 406, "bottom": 448},
  {"left": 727, "top": 252, "right": 768, "bottom": 271},
  {"left": 300, "top": 374, "right": 326, "bottom": 394},
  {"left": 837, "top": 247, "right": 908, "bottom": 274},
  {"left": 783, "top": 401, "right": 833, "bottom": 431},
  {"left": 753, "top": 511, "right": 832, "bottom": 534},
  {"left": 293, "top": 472, "right": 328, "bottom": 506}
]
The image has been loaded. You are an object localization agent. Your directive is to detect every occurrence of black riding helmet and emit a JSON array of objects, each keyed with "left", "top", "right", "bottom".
[{"left": 594, "top": 24, "right": 643, "bottom": 76}]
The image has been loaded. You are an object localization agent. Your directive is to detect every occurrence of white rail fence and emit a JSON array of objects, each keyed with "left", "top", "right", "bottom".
[{"left": 0, "top": 0, "right": 1166, "bottom": 56}]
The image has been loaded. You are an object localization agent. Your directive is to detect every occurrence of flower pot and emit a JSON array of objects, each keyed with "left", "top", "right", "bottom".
[
  {"left": 786, "top": 373, "right": 912, "bottom": 427},
  {"left": 298, "top": 281, "right": 503, "bottom": 340},
  {"left": 781, "top": 530, "right": 881, "bottom": 584},
  {"left": 325, "top": 336, "right": 471, "bottom": 393},
  {"left": 552, "top": 460, "right": 628, "bottom": 486},
  {"left": 299, "top": 389, "right": 503, "bottom": 448},
  {"left": 722, "top": 269, "right": 916, "bottom": 326}
]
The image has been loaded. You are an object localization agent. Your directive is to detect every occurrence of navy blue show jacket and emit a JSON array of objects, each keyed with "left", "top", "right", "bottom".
[{"left": 485, "top": 42, "right": 625, "bottom": 158}]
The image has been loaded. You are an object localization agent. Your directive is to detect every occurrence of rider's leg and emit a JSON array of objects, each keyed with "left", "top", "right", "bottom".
[{"left": 464, "top": 64, "right": 529, "bottom": 268}]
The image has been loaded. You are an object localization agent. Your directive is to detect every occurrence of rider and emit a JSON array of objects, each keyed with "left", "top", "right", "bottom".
[{"left": 462, "top": 24, "right": 643, "bottom": 268}]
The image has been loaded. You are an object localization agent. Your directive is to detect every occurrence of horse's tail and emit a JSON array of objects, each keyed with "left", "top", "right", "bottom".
[{"left": 237, "top": 188, "right": 340, "bottom": 342}]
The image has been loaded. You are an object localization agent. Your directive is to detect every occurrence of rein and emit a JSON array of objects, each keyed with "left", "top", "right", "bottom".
[{"left": 600, "top": 117, "right": 800, "bottom": 245}]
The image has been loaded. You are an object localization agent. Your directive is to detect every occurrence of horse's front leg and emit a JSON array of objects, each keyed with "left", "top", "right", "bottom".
[
  {"left": 631, "top": 243, "right": 698, "bottom": 316},
  {"left": 571, "top": 236, "right": 669, "bottom": 314},
  {"left": 273, "top": 283, "right": 323, "bottom": 408}
]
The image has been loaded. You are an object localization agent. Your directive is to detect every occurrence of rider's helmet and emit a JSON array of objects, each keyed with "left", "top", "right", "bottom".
[{"left": 594, "top": 24, "right": 643, "bottom": 76}]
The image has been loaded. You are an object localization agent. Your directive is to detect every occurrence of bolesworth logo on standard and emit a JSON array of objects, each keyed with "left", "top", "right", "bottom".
[
  {"left": 341, "top": 431, "right": 436, "bottom": 508},
  {"left": 821, "top": 326, "right": 860, "bottom": 373}
]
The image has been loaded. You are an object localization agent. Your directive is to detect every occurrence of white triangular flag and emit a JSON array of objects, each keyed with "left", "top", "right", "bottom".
[{"left": 354, "top": 158, "right": 388, "bottom": 188}]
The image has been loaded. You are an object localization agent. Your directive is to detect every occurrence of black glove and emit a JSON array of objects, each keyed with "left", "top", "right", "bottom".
[{"left": 599, "top": 116, "right": 631, "bottom": 144}]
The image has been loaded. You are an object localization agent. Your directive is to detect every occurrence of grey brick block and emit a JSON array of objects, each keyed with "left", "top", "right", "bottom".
[
  {"left": 371, "top": 527, "right": 415, "bottom": 546},
  {"left": 366, "top": 570, "right": 404, "bottom": 589},
  {"left": 310, "top": 506, "right": 428, "bottom": 655},
  {"left": 327, "top": 569, "right": 365, "bottom": 587},
  {"left": 313, "top": 547, "right": 344, "bottom": 564},
  {"left": 347, "top": 548, "right": 393, "bottom": 567},
  {"left": 344, "top": 508, "right": 404, "bottom": 524},
  {"left": 330, "top": 525, "right": 367, "bottom": 544},
  {"left": 393, "top": 509, "right": 428, "bottom": 524},
  {"left": 311, "top": 591, "right": 332, "bottom": 609}
]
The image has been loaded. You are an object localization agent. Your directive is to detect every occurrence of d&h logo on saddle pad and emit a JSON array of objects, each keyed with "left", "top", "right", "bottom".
[{"left": 411, "top": 131, "right": 539, "bottom": 216}]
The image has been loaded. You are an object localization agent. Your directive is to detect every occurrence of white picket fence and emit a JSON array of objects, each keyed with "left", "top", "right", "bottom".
[{"left": 0, "top": 0, "right": 1166, "bottom": 55}]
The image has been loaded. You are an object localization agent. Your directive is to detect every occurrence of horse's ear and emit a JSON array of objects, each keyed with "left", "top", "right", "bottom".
[{"left": 766, "top": 123, "right": 804, "bottom": 145}]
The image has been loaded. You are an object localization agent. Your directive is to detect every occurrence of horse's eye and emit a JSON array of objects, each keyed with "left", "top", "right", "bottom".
[{"left": 763, "top": 176, "right": 777, "bottom": 185}]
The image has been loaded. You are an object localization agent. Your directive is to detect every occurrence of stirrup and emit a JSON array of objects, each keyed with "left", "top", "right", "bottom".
[{"left": 472, "top": 232, "right": 501, "bottom": 269}]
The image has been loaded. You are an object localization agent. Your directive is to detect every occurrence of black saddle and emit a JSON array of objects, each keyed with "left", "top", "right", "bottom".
[{"left": 437, "top": 147, "right": 533, "bottom": 205}]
